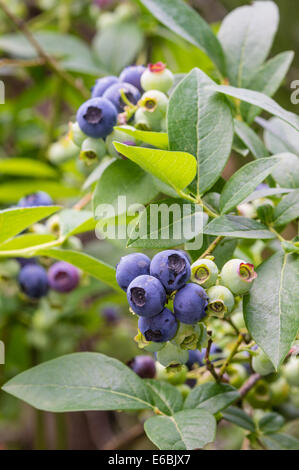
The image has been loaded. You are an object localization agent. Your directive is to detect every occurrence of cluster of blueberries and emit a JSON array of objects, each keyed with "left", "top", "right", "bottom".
[
  {"left": 69, "top": 62, "right": 174, "bottom": 163},
  {"left": 14, "top": 191, "right": 80, "bottom": 300},
  {"left": 116, "top": 250, "right": 257, "bottom": 357}
]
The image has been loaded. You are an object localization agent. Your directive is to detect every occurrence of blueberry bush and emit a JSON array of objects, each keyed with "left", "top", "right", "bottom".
[{"left": 0, "top": 0, "right": 299, "bottom": 451}]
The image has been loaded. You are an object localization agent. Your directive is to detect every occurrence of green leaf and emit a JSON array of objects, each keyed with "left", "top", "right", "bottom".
[
  {"left": 244, "top": 252, "right": 299, "bottom": 369},
  {"left": 273, "top": 190, "right": 299, "bottom": 226},
  {"left": 82, "top": 158, "right": 116, "bottom": 191},
  {"left": 0, "top": 233, "right": 56, "bottom": 252},
  {"left": 0, "top": 206, "right": 61, "bottom": 245},
  {"left": 36, "top": 248, "right": 123, "bottom": 294},
  {"left": 0, "top": 32, "right": 102, "bottom": 75},
  {"left": 144, "top": 409, "right": 216, "bottom": 450},
  {"left": 114, "top": 143, "right": 197, "bottom": 192},
  {"left": 242, "top": 188, "right": 294, "bottom": 204},
  {"left": 258, "top": 412, "right": 285, "bottom": 435},
  {"left": 140, "top": 0, "right": 225, "bottom": 74},
  {"left": 144, "top": 380, "right": 183, "bottom": 416},
  {"left": 270, "top": 153, "right": 299, "bottom": 189},
  {"left": 59, "top": 209, "right": 96, "bottom": 237},
  {"left": 204, "top": 215, "right": 275, "bottom": 239},
  {"left": 0, "top": 158, "right": 57, "bottom": 178},
  {"left": 260, "top": 433, "right": 299, "bottom": 450},
  {"left": 184, "top": 383, "right": 240, "bottom": 415},
  {"left": 114, "top": 127, "right": 169, "bottom": 150},
  {"left": 262, "top": 117, "right": 299, "bottom": 156},
  {"left": 92, "top": 159, "right": 158, "bottom": 219},
  {"left": 2, "top": 352, "right": 153, "bottom": 412},
  {"left": 127, "top": 198, "right": 207, "bottom": 249},
  {"left": 168, "top": 68, "right": 234, "bottom": 195},
  {"left": 222, "top": 406, "right": 256, "bottom": 432},
  {"left": 234, "top": 120, "right": 269, "bottom": 159},
  {"left": 220, "top": 157, "right": 280, "bottom": 214},
  {"left": 241, "top": 51, "right": 294, "bottom": 123},
  {"left": 0, "top": 180, "right": 79, "bottom": 203},
  {"left": 92, "top": 22, "right": 143, "bottom": 75},
  {"left": 211, "top": 84, "right": 299, "bottom": 132},
  {"left": 218, "top": 1, "right": 279, "bottom": 87}
]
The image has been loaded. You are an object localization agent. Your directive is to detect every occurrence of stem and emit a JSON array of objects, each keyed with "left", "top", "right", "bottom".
[
  {"left": 200, "top": 236, "right": 223, "bottom": 258},
  {"left": 239, "top": 373, "right": 262, "bottom": 398},
  {"left": 268, "top": 225, "right": 285, "bottom": 243},
  {"left": 0, "top": 0, "right": 89, "bottom": 99},
  {"left": 177, "top": 191, "right": 219, "bottom": 218},
  {"left": 73, "top": 193, "right": 92, "bottom": 211},
  {"left": 219, "top": 334, "right": 243, "bottom": 379},
  {"left": 55, "top": 413, "right": 67, "bottom": 450},
  {"left": 0, "top": 58, "right": 46, "bottom": 67},
  {"left": 205, "top": 332, "right": 220, "bottom": 382}
]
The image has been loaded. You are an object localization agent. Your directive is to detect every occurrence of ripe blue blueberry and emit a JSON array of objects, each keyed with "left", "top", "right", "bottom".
[
  {"left": 16, "top": 257, "right": 38, "bottom": 268},
  {"left": 18, "top": 191, "right": 53, "bottom": 207},
  {"left": 103, "top": 82, "right": 141, "bottom": 112},
  {"left": 138, "top": 307, "right": 178, "bottom": 342},
  {"left": 173, "top": 283, "right": 208, "bottom": 324},
  {"left": 91, "top": 75, "right": 119, "bottom": 98},
  {"left": 128, "top": 355, "right": 156, "bottom": 378},
  {"left": 19, "top": 264, "right": 49, "bottom": 299},
  {"left": 127, "top": 275, "right": 166, "bottom": 317},
  {"left": 116, "top": 253, "right": 151, "bottom": 291},
  {"left": 76, "top": 97, "right": 117, "bottom": 138},
  {"left": 101, "top": 306, "right": 120, "bottom": 324},
  {"left": 187, "top": 344, "right": 222, "bottom": 369},
  {"left": 48, "top": 261, "right": 80, "bottom": 293},
  {"left": 150, "top": 250, "right": 191, "bottom": 293},
  {"left": 119, "top": 65, "right": 146, "bottom": 92}
]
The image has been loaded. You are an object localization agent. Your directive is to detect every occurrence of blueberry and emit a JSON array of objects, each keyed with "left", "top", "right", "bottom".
[
  {"left": 220, "top": 259, "right": 257, "bottom": 295},
  {"left": 91, "top": 76, "right": 119, "bottom": 98},
  {"left": 19, "top": 264, "right": 49, "bottom": 299},
  {"left": 127, "top": 275, "right": 166, "bottom": 317},
  {"left": 18, "top": 191, "right": 53, "bottom": 207},
  {"left": 76, "top": 97, "right": 117, "bottom": 139},
  {"left": 116, "top": 253, "right": 151, "bottom": 291},
  {"left": 138, "top": 307, "right": 178, "bottom": 342},
  {"left": 103, "top": 82, "right": 141, "bottom": 113},
  {"left": 48, "top": 261, "right": 80, "bottom": 293},
  {"left": 191, "top": 258, "right": 218, "bottom": 289},
  {"left": 187, "top": 344, "right": 222, "bottom": 369},
  {"left": 101, "top": 306, "right": 120, "bottom": 325},
  {"left": 128, "top": 355, "right": 156, "bottom": 378},
  {"left": 206, "top": 285, "right": 235, "bottom": 318},
  {"left": 141, "top": 62, "right": 174, "bottom": 93},
  {"left": 173, "top": 283, "right": 208, "bottom": 324},
  {"left": 150, "top": 250, "right": 191, "bottom": 293},
  {"left": 16, "top": 257, "right": 38, "bottom": 268},
  {"left": 119, "top": 65, "right": 146, "bottom": 92}
]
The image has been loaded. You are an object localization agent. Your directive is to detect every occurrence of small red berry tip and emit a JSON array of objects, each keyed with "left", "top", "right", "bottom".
[{"left": 148, "top": 62, "right": 167, "bottom": 73}]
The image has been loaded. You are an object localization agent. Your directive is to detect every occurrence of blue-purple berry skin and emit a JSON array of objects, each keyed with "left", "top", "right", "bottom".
[
  {"left": 19, "top": 264, "right": 49, "bottom": 299},
  {"left": 129, "top": 355, "right": 156, "bottom": 378},
  {"left": 150, "top": 250, "right": 191, "bottom": 293},
  {"left": 119, "top": 65, "right": 146, "bottom": 92},
  {"left": 77, "top": 97, "right": 117, "bottom": 138},
  {"left": 48, "top": 261, "right": 80, "bottom": 293},
  {"left": 103, "top": 82, "right": 141, "bottom": 112},
  {"left": 116, "top": 253, "right": 151, "bottom": 291},
  {"left": 91, "top": 76, "right": 119, "bottom": 98},
  {"left": 101, "top": 306, "right": 120, "bottom": 324},
  {"left": 16, "top": 257, "right": 38, "bottom": 268},
  {"left": 138, "top": 307, "right": 178, "bottom": 342},
  {"left": 127, "top": 275, "right": 166, "bottom": 317},
  {"left": 18, "top": 191, "right": 53, "bottom": 207},
  {"left": 173, "top": 283, "right": 208, "bottom": 324}
]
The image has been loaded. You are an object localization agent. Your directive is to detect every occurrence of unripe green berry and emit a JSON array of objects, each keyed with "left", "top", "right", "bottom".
[
  {"left": 80, "top": 137, "right": 106, "bottom": 165},
  {"left": 46, "top": 214, "right": 60, "bottom": 236},
  {"left": 69, "top": 121, "right": 86, "bottom": 147},
  {"left": 246, "top": 380, "right": 271, "bottom": 409},
  {"left": 206, "top": 285, "right": 235, "bottom": 318},
  {"left": 220, "top": 258, "right": 257, "bottom": 295},
  {"left": 255, "top": 198, "right": 274, "bottom": 225},
  {"left": 141, "top": 62, "right": 174, "bottom": 93},
  {"left": 252, "top": 349, "right": 275, "bottom": 376},
  {"left": 237, "top": 202, "right": 257, "bottom": 219},
  {"left": 283, "top": 356, "right": 299, "bottom": 387},
  {"left": 165, "top": 365, "right": 188, "bottom": 386},
  {"left": 156, "top": 342, "right": 189, "bottom": 367},
  {"left": 191, "top": 258, "right": 219, "bottom": 288},
  {"left": 134, "top": 107, "right": 163, "bottom": 131},
  {"left": 48, "top": 135, "right": 79, "bottom": 164},
  {"left": 176, "top": 384, "right": 191, "bottom": 400},
  {"left": 106, "top": 126, "right": 136, "bottom": 158},
  {"left": 138, "top": 90, "right": 168, "bottom": 118},
  {"left": 270, "top": 377, "right": 290, "bottom": 406},
  {"left": 226, "top": 363, "right": 248, "bottom": 388}
]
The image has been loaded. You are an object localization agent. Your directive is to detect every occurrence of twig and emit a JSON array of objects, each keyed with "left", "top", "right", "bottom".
[
  {"left": 0, "top": 0, "right": 89, "bottom": 99},
  {"left": 101, "top": 423, "right": 144, "bottom": 450},
  {"left": 219, "top": 334, "right": 243, "bottom": 379},
  {"left": 239, "top": 373, "right": 261, "bottom": 398},
  {"left": 0, "top": 57, "right": 46, "bottom": 67},
  {"left": 205, "top": 331, "right": 220, "bottom": 382},
  {"left": 200, "top": 236, "right": 224, "bottom": 259},
  {"left": 73, "top": 193, "right": 92, "bottom": 211}
]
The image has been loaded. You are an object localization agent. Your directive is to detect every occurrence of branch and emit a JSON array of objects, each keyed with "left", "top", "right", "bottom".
[
  {"left": 239, "top": 373, "right": 261, "bottom": 398},
  {"left": 0, "top": 0, "right": 89, "bottom": 99},
  {"left": 219, "top": 334, "right": 243, "bottom": 379},
  {"left": 205, "top": 332, "right": 220, "bottom": 382},
  {"left": 101, "top": 423, "right": 144, "bottom": 450},
  {"left": 200, "top": 236, "right": 223, "bottom": 259}
]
